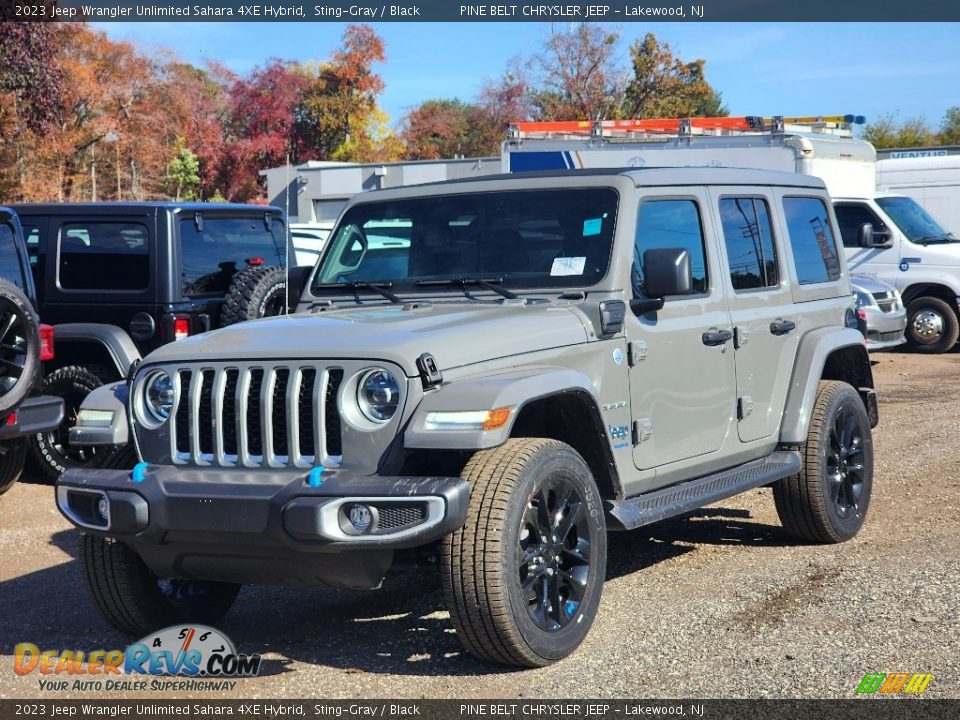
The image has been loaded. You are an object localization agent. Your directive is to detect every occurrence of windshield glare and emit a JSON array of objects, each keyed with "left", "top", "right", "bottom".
[
  {"left": 876, "top": 197, "right": 953, "bottom": 242},
  {"left": 312, "top": 188, "right": 618, "bottom": 293}
]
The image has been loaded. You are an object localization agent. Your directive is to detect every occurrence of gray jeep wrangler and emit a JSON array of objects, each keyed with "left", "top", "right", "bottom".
[{"left": 56, "top": 168, "right": 877, "bottom": 667}]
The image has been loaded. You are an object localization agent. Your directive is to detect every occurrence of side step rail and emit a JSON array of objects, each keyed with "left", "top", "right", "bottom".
[{"left": 605, "top": 450, "right": 801, "bottom": 531}]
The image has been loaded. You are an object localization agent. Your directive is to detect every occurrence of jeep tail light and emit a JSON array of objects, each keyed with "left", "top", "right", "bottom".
[
  {"left": 5, "top": 412, "right": 16, "bottom": 426},
  {"left": 39, "top": 324, "right": 55, "bottom": 361},
  {"left": 174, "top": 316, "right": 191, "bottom": 341}
]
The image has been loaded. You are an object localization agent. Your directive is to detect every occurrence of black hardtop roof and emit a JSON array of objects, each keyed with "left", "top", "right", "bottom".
[{"left": 11, "top": 202, "right": 283, "bottom": 215}]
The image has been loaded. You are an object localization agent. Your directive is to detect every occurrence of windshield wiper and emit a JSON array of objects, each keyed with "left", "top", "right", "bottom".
[
  {"left": 914, "top": 235, "right": 954, "bottom": 245},
  {"left": 415, "top": 277, "right": 519, "bottom": 300},
  {"left": 313, "top": 281, "right": 403, "bottom": 304}
]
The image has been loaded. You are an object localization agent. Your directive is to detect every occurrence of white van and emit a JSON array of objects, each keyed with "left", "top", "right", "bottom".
[{"left": 877, "top": 151, "right": 960, "bottom": 235}]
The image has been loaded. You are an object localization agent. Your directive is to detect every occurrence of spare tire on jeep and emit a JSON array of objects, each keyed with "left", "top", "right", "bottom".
[
  {"left": 220, "top": 266, "right": 287, "bottom": 326},
  {"left": 0, "top": 277, "right": 40, "bottom": 417}
]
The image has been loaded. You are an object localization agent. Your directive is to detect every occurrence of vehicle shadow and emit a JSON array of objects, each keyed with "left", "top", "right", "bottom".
[{"left": 3, "top": 505, "right": 792, "bottom": 678}]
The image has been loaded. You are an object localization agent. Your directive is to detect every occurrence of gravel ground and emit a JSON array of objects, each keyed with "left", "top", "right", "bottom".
[{"left": 1, "top": 351, "right": 958, "bottom": 700}]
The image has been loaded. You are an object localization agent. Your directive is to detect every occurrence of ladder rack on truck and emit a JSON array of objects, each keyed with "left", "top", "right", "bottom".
[{"left": 508, "top": 115, "right": 866, "bottom": 141}]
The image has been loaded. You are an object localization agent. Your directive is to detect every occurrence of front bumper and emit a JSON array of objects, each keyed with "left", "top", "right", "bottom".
[
  {"left": 0, "top": 395, "right": 64, "bottom": 440},
  {"left": 861, "top": 306, "right": 907, "bottom": 351},
  {"left": 56, "top": 465, "right": 468, "bottom": 588}
]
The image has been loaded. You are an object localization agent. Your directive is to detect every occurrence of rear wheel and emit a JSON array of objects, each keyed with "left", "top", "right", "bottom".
[
  {"left": 905, "top": 296, "right": 959, "bottom": 353},
  {"left": 774, "top": 381, "right": 873, "bottom": 543},
  {"left": 441, "top": 438, "right": 606, "bottom": 667},
  {"left": 80, "top": 533, "right": 240, "bottom": 636},
  {"left": 30, "top": 365, "right": 119, "bottom": 482},
  {"left": 0, "top": 278, "right": 40, "bottom": 417},
  {"left": 0, "top": 438, "right": 27, "bottom": 495}
]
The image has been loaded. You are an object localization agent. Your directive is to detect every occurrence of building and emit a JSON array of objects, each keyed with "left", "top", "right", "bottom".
[{"left": 262, "top": 157, "right": 501, "bottom": 224}]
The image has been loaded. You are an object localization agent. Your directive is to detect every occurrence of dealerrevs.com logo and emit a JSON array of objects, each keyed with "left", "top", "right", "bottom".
[{"left": 14, "top": 625, "right": 261, "bottom": 692}]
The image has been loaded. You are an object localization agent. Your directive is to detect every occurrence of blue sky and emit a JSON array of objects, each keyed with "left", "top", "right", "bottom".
[{"left": 96, "top": 22, "right": 960, "bottom": 132}]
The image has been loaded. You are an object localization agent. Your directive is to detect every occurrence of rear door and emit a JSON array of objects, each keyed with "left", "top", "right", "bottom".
[{"left": 711, "top": 189, "right": 799, "bottom": 442}]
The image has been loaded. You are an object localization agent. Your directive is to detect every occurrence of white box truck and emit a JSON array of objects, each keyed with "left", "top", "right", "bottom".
[
  {"left": 877, "top": 150, "right": 960, "bottom": 236},
  {"left": 505, "top": 117, "right": 960, "bottom": 352}
]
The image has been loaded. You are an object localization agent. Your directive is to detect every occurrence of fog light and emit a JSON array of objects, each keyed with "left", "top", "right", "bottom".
[
  {"left": 347, "top": 504, "right": 373, "bottom": 534},
  {"left": 96, "top": 497, "right": 110, "bottom": 524}
]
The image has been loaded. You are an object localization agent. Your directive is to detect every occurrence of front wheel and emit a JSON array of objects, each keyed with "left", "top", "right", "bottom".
[
  {"left": 80, "top": 533, "right": 240, "bottom": 636},
  {"left": 905, "top": 296, "right": 959, "bottom": 353},
  {"left": 442, "top": 438, "right": 606, "bottom": 667},
  {"left": 774, "top": 381, "right": 874, "bottom": 543}
]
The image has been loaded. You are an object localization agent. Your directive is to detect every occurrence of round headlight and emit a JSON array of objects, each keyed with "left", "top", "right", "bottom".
[
  {"left": 144, "top": 371, "right": 174, "bottom": 423},
  {"left": 357, "top": 369, "right": 400, "bottom": 423}
]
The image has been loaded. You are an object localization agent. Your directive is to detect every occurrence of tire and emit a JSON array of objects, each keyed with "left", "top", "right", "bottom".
[
  {"left": 80, "top": 533, "right": 240, "bottom": 636},
  {"left": 0, "top": 278, "right": 40, "bottom": 417},
  {"left": 905, "top": 296, "right": 959, "bottom": 353},
  {"left": 441, "top": 438, "right": 607, "bottom": 667},
  {"left": 220, "top": 266, "right": 287, "bottom": 326},
  {"left": 773, "top": 380, "right": 874, "bottom": 544},
  {"left": 29, "top": 365, "right": 119, "bottom": 483},
  {"left": 0, "top": 438, "right": 27, "bottom": 495}
]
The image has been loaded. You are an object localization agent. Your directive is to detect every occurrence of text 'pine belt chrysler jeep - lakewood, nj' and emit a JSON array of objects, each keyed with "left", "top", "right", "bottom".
[{"left": 57, "top": 168, "right": 878, "bottom": 667}]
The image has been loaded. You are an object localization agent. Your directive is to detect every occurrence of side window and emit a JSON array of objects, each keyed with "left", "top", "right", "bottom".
[
  {"left": 0, "top": 224, "right": 26, "bottom": 290},
  {"left": 783, "top": 197, "right": 842, "bottom": 285},
  {"left": 21, "top": 224, "right": 40, "bottom": 267},
  {"left": 59, "top": 222, "right": 150, "bottom": 291},
  {"left": 833, "top": 203, "right": 886, "bottom": 248},
  {"left": 633, "top": 199, "right": 707, "bottom": 296},
  {"left": 719, "top": 197, "right": 779, "bottom": 291}
]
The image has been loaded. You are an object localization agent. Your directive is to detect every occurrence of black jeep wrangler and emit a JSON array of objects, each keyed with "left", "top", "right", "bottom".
[
  {"left": 0, "top": 207, "right": 63, "bottom": 494},
  {"left": 13, "top": 202, "right": 287, "bottom": 480}
]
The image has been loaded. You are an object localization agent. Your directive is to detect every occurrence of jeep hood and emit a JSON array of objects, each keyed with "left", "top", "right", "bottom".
[{"left": 144, "top": 303, "right": 590, "bottom": 376}]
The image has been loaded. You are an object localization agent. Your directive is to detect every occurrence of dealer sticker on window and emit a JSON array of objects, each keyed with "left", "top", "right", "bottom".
[
  {"left": 583, "top": 218, "right": 603, "bottom": 236},
  {"left": 551, "top": 256, "right": 586, "bottom": 276}
]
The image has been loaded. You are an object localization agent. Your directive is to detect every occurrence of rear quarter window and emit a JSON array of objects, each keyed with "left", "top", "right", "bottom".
[{"left": 58, "top": 222, "right": 150, "bottom": 291}]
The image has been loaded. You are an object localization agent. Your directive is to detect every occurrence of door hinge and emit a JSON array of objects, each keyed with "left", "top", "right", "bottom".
[
  {"left": 627, "top": 340, "right": 647, "bottom": 366},
  {"left": 738, "top": 396, "right": 754, "bottom": 420},
  {"left": 734, "top": 326, "right": 749, "bottom": 349},
  {"left": 632, "top": 418, "right": 653, "bottom": 445}
]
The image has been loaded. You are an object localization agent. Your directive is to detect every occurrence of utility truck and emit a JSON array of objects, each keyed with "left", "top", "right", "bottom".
[{"left": 504, "top": 116, "right": 960, "bottom": 352}]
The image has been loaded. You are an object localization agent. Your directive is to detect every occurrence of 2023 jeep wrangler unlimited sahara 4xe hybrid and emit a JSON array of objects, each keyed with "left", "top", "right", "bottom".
[{"left": 57, "top": 168, "right": 877, "bottom": 667}]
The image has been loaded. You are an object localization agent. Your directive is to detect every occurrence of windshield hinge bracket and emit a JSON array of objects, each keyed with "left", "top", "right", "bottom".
[{"left": 417, "top": 353, "right": 443, "bottom": 390}]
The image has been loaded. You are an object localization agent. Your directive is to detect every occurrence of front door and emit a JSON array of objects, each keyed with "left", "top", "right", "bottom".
[{"left": 627, "top": 191, "right": 736, "bottom": 472}]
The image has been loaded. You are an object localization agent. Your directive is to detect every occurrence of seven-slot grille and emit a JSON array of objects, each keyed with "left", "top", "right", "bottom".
[{"left": 171, "top": 366, "right": 344, "bottom": 467}]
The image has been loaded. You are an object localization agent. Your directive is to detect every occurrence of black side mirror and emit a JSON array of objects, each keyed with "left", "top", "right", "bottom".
[
  {"left": 630, "top": 248, "right": 692, "bottom": 316},
  {"left": 287, "top": 265, "right": 312, "bottom": 310},
  {"left": 858, "top": 222, "right": 890, "bottom": 248},
  {"left": 645, "top": 248, "right": 692, "bottom": 296}
]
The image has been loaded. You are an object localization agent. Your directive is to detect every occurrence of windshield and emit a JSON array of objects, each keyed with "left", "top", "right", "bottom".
[
  {"left": 311, "top": 188, "right": 618, "bottom": 294},
  {"left": 875, "top": 197, "right": 954, "bottom": 242},
  {"left": 179, "top": 216, "right": 286, "bottom": 296}
]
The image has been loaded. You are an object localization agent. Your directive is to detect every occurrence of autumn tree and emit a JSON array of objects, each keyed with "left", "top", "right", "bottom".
[
  {"left": 217, "top": 59, "right": 308, "bottom": 201},
  {"left": 863, "top": 114, "right": 936, "bottom": 149},
  {"left": 527, "top": 24, "right": 624, "bottom": 121},
  {"left": 621, "top": 33, "right": 727, "bottom": 119},
  {"left": 298, "top": 25, "right": 399, "bottom": 163},
  {"left": 0, "top": 22, "right": 65, "bottom": 199}
]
